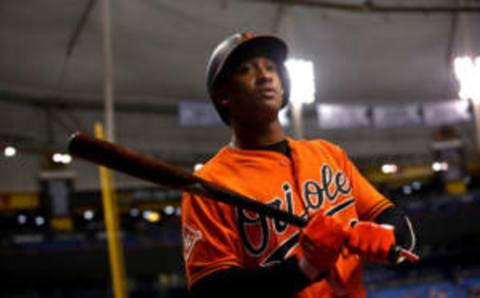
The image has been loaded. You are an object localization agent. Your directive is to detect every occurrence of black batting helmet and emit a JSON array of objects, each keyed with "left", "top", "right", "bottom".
[{"left": 206, "top": 32, "right": 290, "bottom": 125}]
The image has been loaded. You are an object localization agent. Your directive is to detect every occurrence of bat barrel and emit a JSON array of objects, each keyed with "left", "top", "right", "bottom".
[{"left": 68, "top": 132, "right": 198, "bottom": 189}]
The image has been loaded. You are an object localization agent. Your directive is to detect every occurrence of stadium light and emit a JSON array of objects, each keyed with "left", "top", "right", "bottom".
[
  {"left": 83, "top": 210, "right": 95, "bottom": 221},
  {"left": 4, "top": 146, "right": 17, "bottom": 157},
  {"left": 143, "top": 210, "right": 161, "bottom": 223},
  {"left": 455, "top": 55, "right": 480, "bottom": 153},
  {"left": 402, "top": 185, "right": 413, "bottom": 195},
  {"left": 52, "top": 153, "right": 72, "bottom": 164},
  {"left": 17, "top": 214, "right": 27, "bottom": 225},
  {"left": 285, "top": 59, "right": 316, "bottom": 107},
  {"left": 381, "top": 164, "right": 398, "bottom": 174},
  {"left": 129, "top": 208, "right": 140, "bottom": 217},
  {"left": 35, "top": 216, "right": 45, "bottom": 226},
  {"left": 412, "top": 181, "right": 422, "bottom": 190},
  {"left": 432, "top": 161, "right": 449, "bottom": 172},
  {"left": 164, "top": 205, "right": 175, "bottom": 216},
  {"left": 285, "top": 58, "right": 316, "bottom": 139},
  {"left": 454, "top": 56, "right": 480, "bottom": 103}
]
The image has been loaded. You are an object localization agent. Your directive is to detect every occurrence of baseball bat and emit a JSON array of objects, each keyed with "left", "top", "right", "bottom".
[
  {"left": 68, "top": 132, "right": 419, "bottom": 263},
  {"left": 68, "top": 132, "right": 307, "bottom": 227}
]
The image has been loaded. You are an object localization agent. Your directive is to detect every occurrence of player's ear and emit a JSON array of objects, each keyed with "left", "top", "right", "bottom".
[
  {"left": 213, "top": 83, "right": 231, "bottom": 108},
  {"left": 216, "top": 94, "right": 229, "bottom": 107}
]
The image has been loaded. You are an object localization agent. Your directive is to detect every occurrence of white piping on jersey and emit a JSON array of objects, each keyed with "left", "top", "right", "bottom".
[{"left": 405, "top": 215, "right": 416, "bottom": 252}]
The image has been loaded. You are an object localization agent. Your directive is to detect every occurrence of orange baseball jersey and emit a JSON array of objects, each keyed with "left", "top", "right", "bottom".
[{"left": 181, "top": 138, "right": 393, "bottom": 297}]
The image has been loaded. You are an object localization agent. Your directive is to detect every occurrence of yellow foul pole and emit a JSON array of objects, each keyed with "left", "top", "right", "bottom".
[{"left": 94, "top": 122, "right": 127, "bottom": 298}]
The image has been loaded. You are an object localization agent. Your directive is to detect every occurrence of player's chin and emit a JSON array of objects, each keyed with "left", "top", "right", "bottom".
[
  {"left": 255, "top": 94, "right": 283, "bottom": 110},
  {"left": 253, "top": 104, "right": 282, "bottom": 124}
]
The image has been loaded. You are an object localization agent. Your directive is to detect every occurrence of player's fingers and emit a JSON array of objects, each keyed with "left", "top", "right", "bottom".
[
  {"left": 381, "top": 225, "right": 396, "bottom": 258},
  {"left": 347, "top": 228, "right": 360, "bottom": 249},
  {"left": 359, "top": 237, "right": 370, "bottom": 255},
  {"left": 379, "top": 239, "right": 392, "bottom": 257}
]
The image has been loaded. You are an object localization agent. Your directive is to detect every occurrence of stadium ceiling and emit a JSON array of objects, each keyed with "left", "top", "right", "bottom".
[
  {"left": 251, "top": 0, "right": 480, "bottom": 13},
  {"left": 0, "top": 0, "right": 479, "bottom": 108}
]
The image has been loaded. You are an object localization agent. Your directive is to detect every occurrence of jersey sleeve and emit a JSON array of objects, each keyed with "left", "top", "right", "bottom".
[
  {"left": 323, "top": 141, "right": 393, "bottom": 221},
  {"left": 181, "top": 190, "right": 242, "bottom": 289}
]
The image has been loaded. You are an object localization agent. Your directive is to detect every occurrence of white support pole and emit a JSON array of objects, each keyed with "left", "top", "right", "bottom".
[
  {"left": 473, "top": 100, "right": 480, "bottom": 152},
  {"left": 103, "top": 0, "right": 115, "bottom": 142},
  {"left": 291, "top": 104, "right": 304, "bottom": 139}
]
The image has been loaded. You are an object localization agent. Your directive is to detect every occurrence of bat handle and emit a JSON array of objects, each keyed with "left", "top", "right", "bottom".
[
  {"left": 388, "top": 245, "right": 420, "bottom": 263},
  {"left": 344, "top": 221, "right": 418, "bottom": 264}
]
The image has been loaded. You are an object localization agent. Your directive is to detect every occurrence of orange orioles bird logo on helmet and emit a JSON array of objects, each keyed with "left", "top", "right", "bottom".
[{"left": 240, "top": 32, "right": 257, "bottom": 41}]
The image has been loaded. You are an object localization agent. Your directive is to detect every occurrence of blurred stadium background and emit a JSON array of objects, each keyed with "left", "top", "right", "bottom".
[{"left": 1, "top": 0, "right": 480, "bottom": 297}]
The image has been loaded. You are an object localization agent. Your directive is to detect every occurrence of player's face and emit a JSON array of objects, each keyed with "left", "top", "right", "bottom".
[{"left": 222, "top": 56, "right": 284, "bottom": 125}]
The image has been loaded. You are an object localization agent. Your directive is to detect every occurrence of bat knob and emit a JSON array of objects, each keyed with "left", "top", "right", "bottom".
[{"left": 388, "top": 245, "right": 419, "bottom": 264}]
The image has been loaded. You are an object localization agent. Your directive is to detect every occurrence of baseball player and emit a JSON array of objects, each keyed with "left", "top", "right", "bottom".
[{"left": 181, "top": 32, "right": 416, "bottom": 298}]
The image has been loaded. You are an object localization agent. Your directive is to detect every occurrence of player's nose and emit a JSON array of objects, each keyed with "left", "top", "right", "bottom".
[{"left": 254, "top": 65, "right": 273, "bottom": 85}]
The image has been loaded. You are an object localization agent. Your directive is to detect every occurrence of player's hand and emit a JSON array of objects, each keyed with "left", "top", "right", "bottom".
[
  {"left": 346, "top": 221, "right": 395, "bottom": 263},
  {"left": 296, "top": 212, "right": 349, "bottom": 281}
]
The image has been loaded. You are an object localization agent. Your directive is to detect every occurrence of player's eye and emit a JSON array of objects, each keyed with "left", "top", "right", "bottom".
[
  {"left": 234, "top": 63, "right": 253, "bottom": 75},
  {"left": 264, "top": 62, "right": 277, "bottom": 72}
]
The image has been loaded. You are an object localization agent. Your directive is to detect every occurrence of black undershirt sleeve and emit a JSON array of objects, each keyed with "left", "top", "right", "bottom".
[
  {"left": 190, "top": 256, "right": 313, "bottom": 298},
  {"left": 373, "top": 206, "right": 415, "bottom": 251}
]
